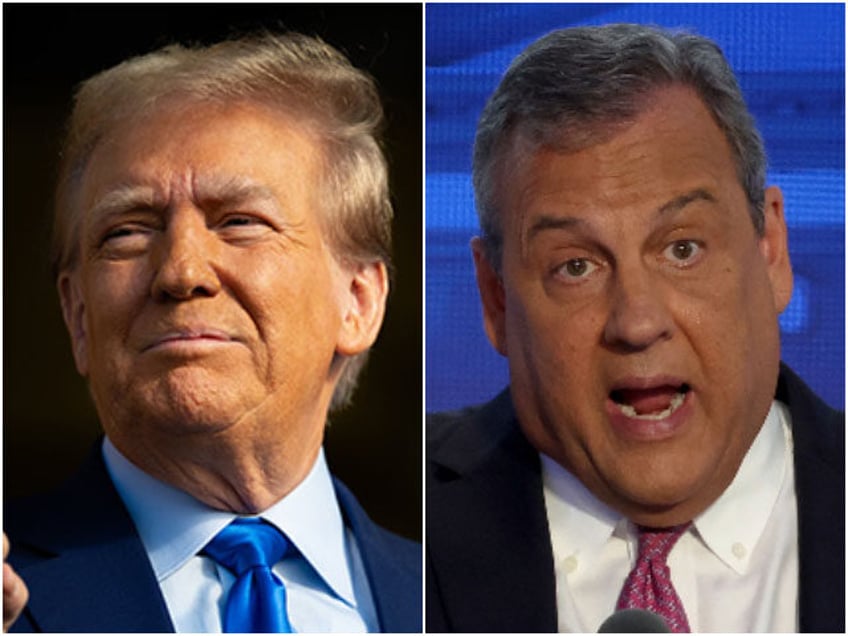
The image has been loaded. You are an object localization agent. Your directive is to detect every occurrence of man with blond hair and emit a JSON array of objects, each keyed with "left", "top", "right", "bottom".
[{"left": 4, "top": 31, "right": 420, "bottom": 633}]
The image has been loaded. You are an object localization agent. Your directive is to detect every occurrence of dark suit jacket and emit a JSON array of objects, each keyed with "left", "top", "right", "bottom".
[
  {"left": 5, "top": 446, "right": 422, "bottom": 633},
  {"left": 426, "top": 364, "right": 844, "bottom": 632}
]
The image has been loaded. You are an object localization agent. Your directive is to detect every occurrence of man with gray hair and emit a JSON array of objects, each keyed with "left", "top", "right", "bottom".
[
  {"left": 427, "top": 24, "right": 843, "bottom": 632},
  {"left": 4, "top": 31, "right": 420, "bottom": 633}
]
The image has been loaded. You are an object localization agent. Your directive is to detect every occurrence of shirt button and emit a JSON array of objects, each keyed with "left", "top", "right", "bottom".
[
  {"left": 563, "top": 555, "right": 578, "bottom": 574},
  {"left": 732, "top": 542, "right": 747, "bottom": 559}
]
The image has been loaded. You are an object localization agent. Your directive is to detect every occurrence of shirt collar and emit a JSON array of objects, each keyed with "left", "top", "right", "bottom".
[
  {"left": 541, "top": 400, "right": 791, "bottom": 572},
  {"left": 542, "top": 452, "right": 624, "bottom": 563},
  {"left": 102, "top": 438, "right": 357, "bottom": 606}
]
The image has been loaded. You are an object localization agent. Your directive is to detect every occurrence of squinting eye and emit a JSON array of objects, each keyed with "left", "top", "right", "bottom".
[
  {"left": 96, "top": 223, "right": 153, "bottom": 258},
  {"left": 219, "top": 214, "right": 274, "bottom": 231},
  {"left": 558, "top": 258, "right": 597, "bottom": 279},
  {"left": 104, "top": 228, "right": 135, "bottom": 241},
  {"left": 665, "top": 240, "right": 701, "bottom": 263},
  {"left": 222, "top": 216, "right": 259, "bottom": 227},
  {"left": 217, "top": 214, "right": 274, "bottom": 242},
  {"left": 101, "top": 225, "right": 149, "bottom": 245}
]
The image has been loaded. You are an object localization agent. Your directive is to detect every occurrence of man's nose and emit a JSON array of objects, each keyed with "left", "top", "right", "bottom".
[
  {"left": 602, "top": 266, "right": 674, "bottom": 351},
  {"left": 150, "top": 208, "right": 222, "bottom": 301}
]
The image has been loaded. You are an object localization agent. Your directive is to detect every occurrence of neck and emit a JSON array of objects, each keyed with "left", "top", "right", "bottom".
[{"left": 107, "top": 423, "right": 323, "bottom": 514}]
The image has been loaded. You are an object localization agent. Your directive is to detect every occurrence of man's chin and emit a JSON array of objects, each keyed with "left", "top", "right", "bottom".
[
  {"left": 129, "top": 409, "right": 243, "bottom": 437},
  {"left": 110, "top": 387, "right": 259, "bottom": 438},
  {"left": 602, "top": 465, "right": 724, "bottom": 526}
]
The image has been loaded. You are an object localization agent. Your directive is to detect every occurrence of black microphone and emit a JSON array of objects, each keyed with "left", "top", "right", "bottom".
[{"left": 598, "top": 609, "right": 671, "bottom": 632}]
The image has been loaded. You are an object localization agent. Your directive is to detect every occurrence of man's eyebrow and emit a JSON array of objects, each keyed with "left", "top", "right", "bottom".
[
  {"left": 526, "top": 214, "right": 584, "bottom": 241},
  {"left": 89, "top": 177, "right": 279, "bottom": 219},
  {"left": 89, "top": 184, "right": 160, "bottom": 219}
]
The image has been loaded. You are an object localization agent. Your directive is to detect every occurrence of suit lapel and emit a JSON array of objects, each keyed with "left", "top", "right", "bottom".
[
  {"left": 17, "top": 533, "right": 174, "bottom": 633},
  {"left": 334, "top": 480, "right": 422, "bottom": 632},
  {"left": 779, "top": 365, "right": 845, "bottom": 633},
  {"left": 7, "top": 445, "right": 174, "bottom": 633},
  {"left": 427, "top": 391, "right": 557, "bottom": 632}
]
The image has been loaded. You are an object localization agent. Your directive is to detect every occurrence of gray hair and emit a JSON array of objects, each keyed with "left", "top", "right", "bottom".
[
  {"left": 53, "top": 32, "right": 393, "bottom": 411},
  {"left": 473, "top": 23, "right": 767, "bottom": 267}
]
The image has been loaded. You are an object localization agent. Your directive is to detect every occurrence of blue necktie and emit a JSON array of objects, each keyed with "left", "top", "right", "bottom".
[{"left": 203, "top": 518, "right": 294, "bottom": 633}]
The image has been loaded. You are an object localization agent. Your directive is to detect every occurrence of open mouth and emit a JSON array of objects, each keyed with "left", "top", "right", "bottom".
[{"left": 610, "top": 384, "right": 691, "bottom": 421}]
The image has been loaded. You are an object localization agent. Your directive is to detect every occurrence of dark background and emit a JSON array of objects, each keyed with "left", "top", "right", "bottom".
[{"left": 3, "top": 3, "right": 422, "bottom": 540}]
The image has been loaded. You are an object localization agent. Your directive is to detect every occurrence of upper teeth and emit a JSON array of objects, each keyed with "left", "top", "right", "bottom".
[{"left": 617, "top": 390, "right": 686, "bottom": 420}]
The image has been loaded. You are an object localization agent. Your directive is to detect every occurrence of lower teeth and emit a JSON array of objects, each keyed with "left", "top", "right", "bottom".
[{"left": 618, "top": 391, "right": 685, "bottom": 420}]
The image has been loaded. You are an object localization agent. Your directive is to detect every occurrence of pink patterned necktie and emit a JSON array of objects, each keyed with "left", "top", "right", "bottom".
[{"left": 616, "top": 523, "right": 692, "bottom": 633}]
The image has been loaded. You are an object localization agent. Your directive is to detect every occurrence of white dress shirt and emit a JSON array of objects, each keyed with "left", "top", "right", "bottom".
[
  {"left": 102, "top": 438, "right": 378, "bottom": 632},
  {"left": 543, "top": 401, "right": 798, "bottom": 632}
]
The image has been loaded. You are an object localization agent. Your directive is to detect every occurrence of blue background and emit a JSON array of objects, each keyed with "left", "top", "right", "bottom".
[{"left": 426, "top": 3, "right": 844, "bottom": 412}]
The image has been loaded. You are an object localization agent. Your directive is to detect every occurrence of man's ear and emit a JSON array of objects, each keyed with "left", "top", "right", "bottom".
[
  {"left": 471, "top": 237, "right": 508, "bottom": 356},
  {"left": 759, "top": 186, "right": 794, "bottom": 314},
  {"left": 336, "top": 261, "right": 389, "bottom": 357},
  {"left": 57, "top": 271, "right": 89, "bottom": 376}
]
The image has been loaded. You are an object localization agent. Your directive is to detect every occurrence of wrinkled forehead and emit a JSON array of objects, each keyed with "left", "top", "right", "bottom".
[{"left": 57, "top": 97, "right": 329, "bottom": 267}]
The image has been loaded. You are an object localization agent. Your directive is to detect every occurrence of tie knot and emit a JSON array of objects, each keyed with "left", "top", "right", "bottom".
[
  {"left": 203, "top": 518, "right": 289, "bottom": 576},
  {"left": 636, "top": 522, "right": 690, "bottom": 564}
]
